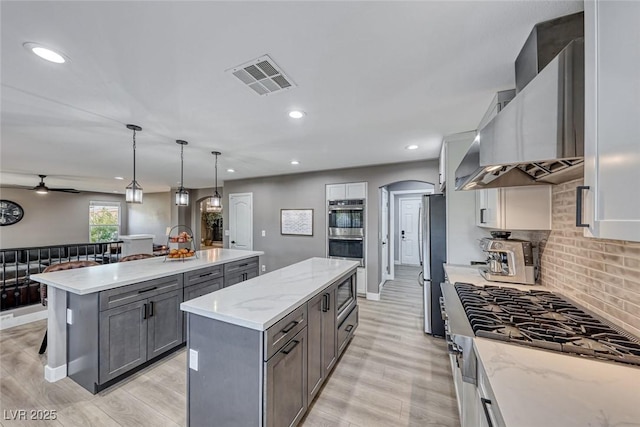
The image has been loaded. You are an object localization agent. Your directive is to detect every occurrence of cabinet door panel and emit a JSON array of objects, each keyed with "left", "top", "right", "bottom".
[
  {"left": 322, "top": 287, "right": 337, "bottom": 373},
  {"left": 147, "top": 290, "right": 183, "bottom": 359},
  {"left": 584, "top": 0, "right": 640, "bottom": 241},
  {"left": 346, "top": 182, "right": 366, "bottom": 199},
  {"left": 307, "top": 293, "right": 324, "bottom": 400},
  {"left": 265, "top": 328, "right": 308, "bottom": 427},
  {"left": 327, "top": 184, "right": 346, "bottom": 201},
  {"left": 99, "top": 300, "right": 147, "bottom": 383}
]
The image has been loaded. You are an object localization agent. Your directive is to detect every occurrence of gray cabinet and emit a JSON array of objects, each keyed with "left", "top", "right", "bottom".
[
  {"left": 99, "top": 299, "right": 148, "bottom": 383},
  {"left": 184, "top": 277, "right": 223, "bottom": 302},
  {"left": 265, "top": 327, "right": 308, "bottom": 427},
  {"left": 224, "top": 256, "right": 259, "bottom": 287},
  {"left": 147, "top": 289, "right": 183, "bottom": 359},
  {"left": 307, "top": 286, "right": 337, "bottom": 400},
  {"left": 99, "top": 288, "right": 183, "bottom": 384},
  {"left": 337, "top": 305, "right": 358, "bottom": 356}
]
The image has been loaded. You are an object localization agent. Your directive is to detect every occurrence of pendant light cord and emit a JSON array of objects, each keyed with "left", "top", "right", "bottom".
[
  {"left": 180, "top": 142, "right": 184, "bottom": 189},
  {"left": 132, "top": 128, "right": 137, "bottom": 184},
  {"left": 214, "top": 153, "right": 218, "bottom": 194}
]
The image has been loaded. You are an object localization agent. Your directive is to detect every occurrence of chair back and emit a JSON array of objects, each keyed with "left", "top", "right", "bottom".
[
  {"left": 119, "top": 253, "right": 154, "bottom": 262},
  {"left": 41, "top": 260, "right": 100, "bottom": 305}
]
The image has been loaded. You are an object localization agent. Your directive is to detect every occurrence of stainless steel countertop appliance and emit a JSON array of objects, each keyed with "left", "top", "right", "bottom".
[{"left": 479, "top": 236, "right": 535, "bottom": 285}]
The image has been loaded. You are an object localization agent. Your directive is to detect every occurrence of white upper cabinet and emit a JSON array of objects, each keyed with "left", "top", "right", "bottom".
[
  {"left": 326, "top": 184, "right": 346, "bottom": 201},
  {"left": 326, "top": 182, "right": 367, "bottom": 200},
  {"left": 476, "top": 186, "right": 552, "bottom": 231},
  {"left": 346, "top": 182, "right": 367, "bottom": 199},
  {"left": 583, "top": 1, "right": 640, "bottom": 241}
]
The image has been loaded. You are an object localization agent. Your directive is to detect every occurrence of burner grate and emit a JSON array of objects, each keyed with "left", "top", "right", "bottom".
[{"left": 454, "top": 282, "right": 640, "bottom": 367}]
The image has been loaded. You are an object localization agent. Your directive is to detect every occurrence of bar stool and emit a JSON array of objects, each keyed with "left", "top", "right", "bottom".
[
  {"left": 38, "top": 260, "right": 100, "bottom": 354},
  {"left": 119, "top": 253, "right": 154, "bottom": 262}
]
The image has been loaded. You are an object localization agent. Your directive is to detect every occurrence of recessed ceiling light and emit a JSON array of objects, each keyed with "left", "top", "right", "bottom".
[
  {"left": 227, "top": 169, "right": 235, "bottom": 173},
  {"left": 290, "top": 160, "right": 300, "bottom": 165},
  {"left": 23, "top": 42, "right": 67, "bottom": 64},
  {"left": 406, "top": 144, "right": 419, "bottom": 150},
  {"left": 114, "top": 176, "right": 124, "bottom": 180},
  {"left": 288, "top": 111, "right": 305, "bottom": 119}
]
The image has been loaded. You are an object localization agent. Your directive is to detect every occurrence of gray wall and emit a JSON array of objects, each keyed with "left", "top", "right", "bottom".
[
  {"left": 128, "top": 192, "right": 172, "bottom": 245},
  {"left": 0, "top": 187, "right": 128, "bottom": 248},
  {"left": 223, "top": 160, "right": 438, "bottom": 294}
]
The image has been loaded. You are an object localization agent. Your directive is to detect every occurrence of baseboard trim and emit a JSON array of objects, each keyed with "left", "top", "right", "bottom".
[
  {"left": 0, "top": 305, "right": 47, "bottom": 330},
  {"left": 366, "top": 292, "right": 380, "bottom": 301},
  {"left": 44, "top": 364, "right": 67, "bottom": 383},
  {"left": 378, "top": 280, "right": 386, "bottom": 292}
]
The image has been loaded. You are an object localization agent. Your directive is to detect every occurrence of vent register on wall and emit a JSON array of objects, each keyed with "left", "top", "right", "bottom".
[{"left": 326, "top": 182, "right": 367, "bottom": 296}]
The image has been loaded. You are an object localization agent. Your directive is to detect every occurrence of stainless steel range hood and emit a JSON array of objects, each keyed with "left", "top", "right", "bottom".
[{"left": 455, "top": 37, "right": 585, "bottom": 191}]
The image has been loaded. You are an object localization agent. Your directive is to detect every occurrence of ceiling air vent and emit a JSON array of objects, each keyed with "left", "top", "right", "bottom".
[{"left": 227, "top": 55, "right": 296, "bottom": 96}]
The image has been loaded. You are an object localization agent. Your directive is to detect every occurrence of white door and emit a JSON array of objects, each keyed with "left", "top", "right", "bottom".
[
  {"left": 381, "top": 188, "right": 390, "bottom": 280},
  {"left": 400, "top": 198, "right": 421, "bottom": 266},
  {"left": 229, "top": 193, "right": 253, "bottom": 250}
]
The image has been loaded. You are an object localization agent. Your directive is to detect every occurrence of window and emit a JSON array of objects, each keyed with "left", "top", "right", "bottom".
[{"left": 89, "top": 201, "right": 121, "bottom": 243}]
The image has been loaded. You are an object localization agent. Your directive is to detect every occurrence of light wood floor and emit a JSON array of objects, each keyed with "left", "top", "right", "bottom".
[{"left": 0, "top": 265, "right": 459, "bottom": 427}]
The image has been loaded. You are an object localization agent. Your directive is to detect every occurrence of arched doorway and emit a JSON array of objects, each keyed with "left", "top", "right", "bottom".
[
  {"left": 195, "top": 196, "right": 224, "bottom": 250},
  {"left": 378, "top": 180, "right": 435, "bottom": 285}
]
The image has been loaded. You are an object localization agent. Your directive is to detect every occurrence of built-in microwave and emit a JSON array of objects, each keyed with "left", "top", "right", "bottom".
[{"left": 336, "top": 274, "right": 357, "bottom": 324}]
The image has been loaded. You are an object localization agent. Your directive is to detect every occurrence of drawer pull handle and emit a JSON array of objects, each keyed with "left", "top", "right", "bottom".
[
  {"left": 576, "top": 185, "right": 590, "bottom": 227},
  {"left": 281, "top": 340, "right": 299, "bottom": 355},
  {"left": 138, "top": 286, "right": 157, "bottom": 294},
  {"left": 239, "top": 263, "right": 248, "bottom": 267},
  {"left": 281, "top": 320, "right": 299, "bottom": 334},
  {"left": 481, "top": 398, "right": 494, "bottom": 427},
  {"left": 199, "top": 272, "right": 214, "bottom": 278},
  {"left": 345, "top": 324, "right": 354, "bottom": 333}
]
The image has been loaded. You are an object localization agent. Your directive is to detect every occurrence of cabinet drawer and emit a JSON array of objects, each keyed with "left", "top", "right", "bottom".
[
  {"left": 224, "top": 268, "right": 258, "bottom": 288},
  {"left": 184, "top": 265, "right": 223, "bottom": 288},
  {"left": 223, "top": 257, "right": 259, "bottom": 275},
  {"left": 264, "top": 305, "right": 307, "bottom": 361},
  {"left": 99, "top": 275, "right": 182, "bottom": 311},
  {"left": 184, "top": 278, "right": 223, "bottom": 302},
  {"left": 337, "top": 305, "right": 358, "bottom": 355}
]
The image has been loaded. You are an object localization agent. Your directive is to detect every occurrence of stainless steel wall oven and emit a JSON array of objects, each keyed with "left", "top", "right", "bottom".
[{"left": 327, "top": 199, "right": 365, "bottom": 266}]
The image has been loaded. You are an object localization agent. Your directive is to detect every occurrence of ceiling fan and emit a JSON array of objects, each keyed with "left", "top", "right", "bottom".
[{"left": 33, "top": 175, "right": 80, "bottom": 194}]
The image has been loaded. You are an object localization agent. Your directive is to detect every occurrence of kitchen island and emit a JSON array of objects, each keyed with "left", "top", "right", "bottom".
[
  {"left": 31, "top": 248, "right": 263, "bottom": 389},
  {"left": 181, "top": 257, "right": 359, "bottom": 427},
  {"left": 442, "top": 263, "right": 640, "bottom": 427}
]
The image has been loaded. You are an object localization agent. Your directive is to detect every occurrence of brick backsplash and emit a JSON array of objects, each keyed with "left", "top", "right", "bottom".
[{"left": 540, "top": 178, "right": 640, "bottom": 338}]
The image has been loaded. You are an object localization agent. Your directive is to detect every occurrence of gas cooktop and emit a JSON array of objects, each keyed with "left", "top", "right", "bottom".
[{"left": 454, "top": 282, "right": 640, "bottom": 366}]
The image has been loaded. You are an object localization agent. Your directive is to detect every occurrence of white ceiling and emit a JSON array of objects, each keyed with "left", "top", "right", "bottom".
[{"left": 0, "top": 1, "right": 583, "bottom": 194}]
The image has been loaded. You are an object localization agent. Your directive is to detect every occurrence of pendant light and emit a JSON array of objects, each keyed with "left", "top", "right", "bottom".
[
  {"left": 175, "top": 140, "right": 189, "bottom": 206},
  {"left": 206, "top": 151, "right": 223, "bottom": 212},
  {"left": 125, "top": 124, "right": 143, "bottom": 204}
]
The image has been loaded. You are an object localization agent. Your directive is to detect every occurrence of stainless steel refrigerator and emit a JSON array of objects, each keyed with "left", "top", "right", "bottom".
[{"left": 418, "top": 193, "right": 446, "bottom": 336}]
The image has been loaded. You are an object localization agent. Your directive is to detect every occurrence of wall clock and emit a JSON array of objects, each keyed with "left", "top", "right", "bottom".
[{"left": 0, "top": 200, "right": 24, "bottom": 226}]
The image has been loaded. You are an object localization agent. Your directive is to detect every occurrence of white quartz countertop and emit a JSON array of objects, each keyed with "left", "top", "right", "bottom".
[
  {"left": 444, "top": 264, "right": 548, "bottom": 291},
  {"left": 474, "top": 338, "right": 640, "bottom": 427},
  {"left": 180, "top": 257, "right": 359, "bottom": 331},
  {"left": 31, "top": 249, "right": 263, "bottom": 295}
]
